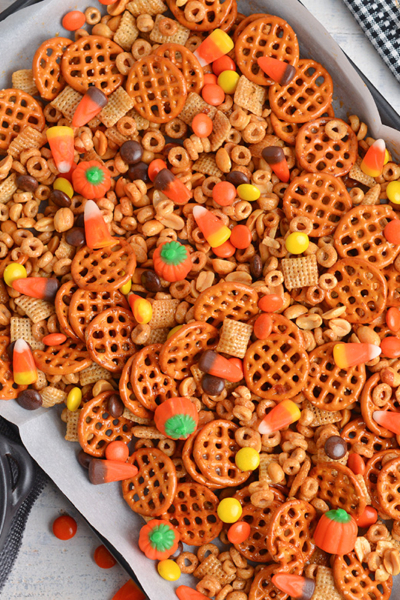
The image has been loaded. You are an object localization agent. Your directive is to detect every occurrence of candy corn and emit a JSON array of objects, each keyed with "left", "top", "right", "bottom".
[
  {"left": 176, "top": 586, "right": 209, "bottom": 600},
  {"left": 12, "top": 277, "right": 59, "bottom": 302},
  {"left": 128, "top": 293, "right": 153, "bottom": 324},
  {"left": 262, "top": 146, "right": 290, "bottom": 182},
  {"left": 72, "top": 87, "right": 108, "bottom": 128},
  {"left": 373, "top": 411, "right": 400, "bottom": 435},
  {"left": 360, "top": 139, "right": 386, "bottom": 178},
  {"left": 193, "top": 29, "right": 234, "bottom": 67},
  {"left": 257, "top": 57, "right": 296, "bottom": 86},
  {"left": 384, "top": 219, "right": 400, "bottom": 245},
  {"left": 88, "top": 458, "right": 138, "bottom": 484},
  {"left": 192, "top": 206, "right": 231, "bottom": 248},
  {"left": 380, "top": 336, "right": 400, "bottom": 358},
  {"left": 46, "top": 126, "right": 74, "bottom": 173},
  {"left": 112, "top": 580, "right": 146, "bottom": 600},
  {"left": 272, "top": 574, "right": 315, "bottom": 600},
  {"left": 84, "top": 200, "right": 114, "bottom": 249},
  {"left": 333, "top": 342, "right": 381, "bottom": 369},
  {"left": 13, "top": 339, "right": 37, "bottom": 385},
  {"left": 258, "top": 399, "right": 301, "bottom": 435},
  {"left": 153, "top": 169, "right": 192, "bottom": 205},
  {"left": 198, "top": 350, "right": 242, "bottom": 382}
]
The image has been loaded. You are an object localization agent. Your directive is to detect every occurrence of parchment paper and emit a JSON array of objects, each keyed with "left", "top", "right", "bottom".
[{"left": 0, "top": 1, "right": 400, "bottom": 598}]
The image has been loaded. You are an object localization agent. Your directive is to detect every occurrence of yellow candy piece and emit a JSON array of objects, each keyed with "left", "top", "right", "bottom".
[
  {"left": 387, "top": 181, "right": 400, "bottom": 205},
  {"left": 132, "top": 297, "right": 153, "bottom": 324},
  {"left": 157, "top": 559, "right": 181, "bottom": 581},
  {"left": 4, "top": 263, "right": 27, "bottom": 287},
  {"left": 168, "top": 325, "right": 183, "bottom": 339},
  {"left": 218, "top": 70, "right": 240, "bottom": 94},
  {"left": 235, "top": 447, "right": 260, "bottom": 472},
  {"left": 54, "top": 177, "right": 74, "bottom": 199},
  {"left": 67, "top": 387, "right": 82, "bottom": 411},
  {"left": 237, "top": 184, "right": 260, "bottom": 202},
  {"left": 120, "top": 279, "right": 132, "bottom": 295},
  {"left": 285, "top": 232, "right": 309, "bottom": 255},
  {"left": 384, "top": 149, "right": 390, "bottom": 165},
  {"left": 217, "top": 498, "right": 242, "bottom": 523}
]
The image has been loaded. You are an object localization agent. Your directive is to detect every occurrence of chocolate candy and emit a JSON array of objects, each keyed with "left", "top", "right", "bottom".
[
  {"left": 50, "top": 189, "right": 71, "bottom": 207},
  {"left": 65, "top": 227, "right": 86, "bottom": 248},
  {"left": 128, "top": 161, "right": 150, "bottom": 183},
  {"left": 107, "top": 393, "right": 124, "bottom": 418},
  {"left": 262, "top": 146, "right": 285, "bottom": 165},
  {"left": 225, "top": 170, "right": 249, "bottom": 186},
  {"left": 16, "top": 389, "right": 42, "bottom": 410},
  {"left": 141, "top": 270, "right": 162, "bottom": 293},
  {"left": 120, "top": 141, "right": 143, "bottom": 165},
  {"left": 201, "top": 373, "right": 225, "bottom": 396},
  {"left": 324, "top": 435, "right": 347, "bottom": 459},
  {"left": 75, "top": 213, "right": 84, "bottom": 228},
  {"left": 16, "top": 174, "right": 38, "bottom": 192},
  {"left": 77, "top": 449, "right": 92, "bottom": 470},
  {"left": 250, "top": 254, "right": 262, "bottom": 279},
  {"left": 7, "top": 340, "right": 16, "bottom": 362}
]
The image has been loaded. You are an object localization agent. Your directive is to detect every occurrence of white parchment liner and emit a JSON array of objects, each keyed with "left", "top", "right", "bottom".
[{"left": 0, "top": 0, "right": 400, "bottom": 597}]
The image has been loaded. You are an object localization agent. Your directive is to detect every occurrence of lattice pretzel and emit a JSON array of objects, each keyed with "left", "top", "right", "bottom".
[
  {"left": 266, "top": 498, "right": 316, "bottom": 563},
  {"left": 71, "top": 240, "right": 136, "bottom": 292},
  {"left": 235, "top": 15, "right": 299, "bottom": 87},
  {"left": 249, "top": 565, "right": 289, "bottom": 600},
  {"left": 69, "top": 288, "right": 128, "bottom": 341},
  {"left": 269, "top": 59, "right": 332, "bottom": 123},
  {"left": 161, "top": 482, "right": 222, "bottom": 546},
  {"left": 86, "top": 307, "right": 136, "bottom": 373},
  {"left": 283, "top": 172, "right": 352, "bottom": 237},
  {"left": 295, "top": 117, "right": 357, "bottom": 176},
  {"left": 271, "top": 112, "right": 300, "bottom": 145},
  {"left": 333, "top": 552, "right": 392, "bottom": 600},
  {"left": 377, "top": 457, "right": 400, "bottom": 520},
  {"left": 32, "top": 37, "right": 72, "bottom": 100},
  {"left": 126, "top": 55, "right": 187, "bottom": 124},
  {"left": 154, "top": 43, "right": 204, "bottom": 94},
  {"left": 244, "top": 334, "right": 309, "bottom": 400},
  {"left": 182, "top": 434, "right": 223, "bottom": 490},
  {"left": 55, "top": 281, "right": 81, "bottom": 342},
  {"left": 122, "top": 447, "right": 177, "bottom": 516},
  {"left": 61, "top": 35, "right": 124, "bottom": 95},
  {"left": 194, "top": 281, "right": 259, "bottom": 327},
  {"left": 325, "top": 258, "right": 387, "bottom": 324},
  {"left": 33, "top": 338, "right": 92, "bottom": 375},
  {"left": 342, "top": 418, "right": 396, "bottom": 457},
  {"left": 383, "top": 264, "right": 400, "bottom": 308},
  {"left": 131, "top": 343, "right": 178, "bottom": 411},
  {"left": 310, "top": 462, "right": 367, "bottom": 519},
  {"left": 364, "top": 449, "right": 400, "bottom": 516},
  {"left": 269, "top": 313, "right": 304, "bottom": 346},
  {"left": 168, "top": 0, "right": 233, "bottom": 31},
  {"left": 193, "top": 419, "right": 251, "bottom": 487},
  {"left": 78, "top": 391, "right": 133, "bottom": 457},
  {"left": 304, "top": 342, "right": 365, "bottom": 412},
  {"left": 0, "top": 89, "right": 45, "bottom": 151},
  {"left": 334, "top": 205, "right": 400, "bottom": 268},
  {"left": 119, "top": 354, "right": 153, "bottom": 420},
  {"left": 361, "top": 373, "right": 400, "bottom": 438}
]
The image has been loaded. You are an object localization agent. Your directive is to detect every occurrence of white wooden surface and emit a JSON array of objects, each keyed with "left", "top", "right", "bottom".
[{"left": 1, "top": 0, "right": 400, "bottom": 598}]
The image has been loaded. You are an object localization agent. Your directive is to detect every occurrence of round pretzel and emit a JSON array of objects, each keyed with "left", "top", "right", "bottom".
[
  {"left": 168, "top": 0, "right": 234, "bottom": 31},
  {"left": 309, "top": 462, "right": 367, "bottom": 519},
  {"left": 364, "top": 449, "right": 400, "bottom": 517},
  {"left": 383, "top": 264, "right": 400, "bottom": 307},
  {"left": 0, "top": 89, "right": 45, "bottom": 151},
  {"left": 131, "top": 343, "right": 179, "bottom": 411},
  {"left": 361, "top": 373, "right": 400, "bottom": 438},
  {"left": 32, "top": 37, "right": 72, "bottom": 100},
  {"left": 249, "top": 565, "right": 289, "bottom": 600},
  {"left": 33, "top": 338, "right": 92, "bottom": 375},
  {"left": 377, "top": 457, "right": 400, "bottom": 520},
  {"left": 55, "top": 281, "right": 81, "bottom": 342},
  {"left": 182, "top": 433, "right": 223, "bottom": 490},
  {"left": 69, "top": 288, "right": 128, "bottom": 341},
  {"left": 266, "top": 498, "right": 316, "bottom": 564},
  {"left": 86, "top": 307, "right": 136, "bottom": 373},
  {"left": 342, "top": 418, "right": 396, "bottom": 457},
  {"left": 333, "top": 552, "right": 392, "bottom": 600},
  {"left": 119, "top": 354, "right": 153, "bottom": 420},
  {"left": 154, "top": 43, "right": 204, "bottom": 94},
  {"left": 194, "top": 281, "right": 259, "bottom": 327}
]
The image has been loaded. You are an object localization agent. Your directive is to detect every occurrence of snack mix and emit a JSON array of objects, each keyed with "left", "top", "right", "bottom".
[{"left": 2, "top": 1, "right": 400, "bottom": 599}]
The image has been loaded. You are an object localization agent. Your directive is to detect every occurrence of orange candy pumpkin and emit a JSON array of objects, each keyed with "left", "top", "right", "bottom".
[
  {"left": 153, "top": 241, "right": 192, "bottom": 283},
  {"left": 138, "top": 519, "right": 180, "bottom": 561},
  {"left": 314, "top": 508, "right": 357, "bottom": 555}
]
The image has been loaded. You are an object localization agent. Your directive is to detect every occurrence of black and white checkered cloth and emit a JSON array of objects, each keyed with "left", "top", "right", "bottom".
[{"left": 342, "top": 0, "right": 400, "bottom": 83}]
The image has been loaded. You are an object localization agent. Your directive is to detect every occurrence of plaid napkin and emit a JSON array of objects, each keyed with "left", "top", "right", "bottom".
[{"left": 342, "top": 0, "right": 400, "bottom": 83}]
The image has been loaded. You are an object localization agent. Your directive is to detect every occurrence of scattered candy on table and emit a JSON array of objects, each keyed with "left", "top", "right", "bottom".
[
  {"left": 52, "top": 515, "right": 77, "bottom": 540},
  {"left": 112, "top": 580, "right": 146, "bottom": 600},
  {"left": 94, "top": 545, "right": 117, "bottom": 569},
  {"left": 46, "top": 126, "right": 74, "bottom": 173},
  {"left": 62, "top": 10, "right": 85, "bottom": 31}
]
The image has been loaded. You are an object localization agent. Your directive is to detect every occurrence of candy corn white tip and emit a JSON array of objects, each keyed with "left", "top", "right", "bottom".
[
  {"left": 375, "top": 139, "right": 386, "bottom": 150},
  {"left": 258, "top": 420, "right": 272, "bottom": 435},
  {"left": 84, "top": 199, "right": 101, "bottom": 218},
  {"left": 370, "top": 345, "right": 382, "bottom": 360},
  {"left": 192, "top": 206, "right": 207, "bottom": 220},
  {"left": 14, "top": 338, "right": 29, "bottom": 353},
  {"left": 193, "top": 51, "right": 207, "bottom": 68},
  {"left": 57, "top": 161, "right": 71, "bottom": 173}
]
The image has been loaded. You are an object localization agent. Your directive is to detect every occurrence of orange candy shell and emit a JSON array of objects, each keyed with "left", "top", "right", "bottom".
[{"left": 62, "top": 11, "right": 85, "bottom": 31}]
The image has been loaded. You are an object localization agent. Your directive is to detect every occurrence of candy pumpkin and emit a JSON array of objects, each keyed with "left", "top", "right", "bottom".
[
  {"left": 138, "top": 519, "right": 179, "bottom": 560},
  {"left": 72, "top": 160, "right": 111, "bottom": 199},
  {"left": 154, "top": 397, "right": 198, "bottom": 440},
  {"left": 314, "top": 508, "right": 357, "bottom": 555},
  {"left": 153, "top": 241, "right": 192, "bottom": 283}
]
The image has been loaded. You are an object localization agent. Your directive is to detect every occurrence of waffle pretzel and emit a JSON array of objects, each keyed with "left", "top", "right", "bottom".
[
  {"left": 244, "top": 334, "right": 309, "bottom": 400},
  {"left": 154, "top": 43, "right": 204, "bottom": 94},
  {"left": 270, "top": 112, "right": 300, "bottom": 145},
  {"left": 182, "top": 433, "right": 223, "bottom": 490},
  {"left": 71, "top": 240, "right": 136, "bottom": 292},
  {"left": 266, "top": 498, "right": 316, "bottom": 564},
  {"left": 86, "top": 307, "right": 136, "bottom": 373},
  {"left": 334, "top": 205, "right": 400, "bottom": 269},
  {"left": 78, "top": 391, "right": 133, "bottom": 457},
  {"left": 361, "top": 372, "right": 400, "bottom": 438},
  {"left": 310, "top": 462, "right": 367, "bottom": 519},
  {"left": 193, "top": 419, "right": 251, "bottom": 487},
  {"left": 383, "top": 264, "right": 400, "bottom": 307},
  {"left": 194, "top": 281, "right": 259, "bottom": 327},
  {"left": 364, "top": 449, "right": 400, "bottom": 517},
  {"left": 0, "top": 89, "right": 45, "bottom": 151},
  {"left": 69, "top": 288, "right": 128, "bottom": 342},
  {"left": 269, "top": 59, "right": 333, "bottom": 123},
  {"left": 32, "top": 37, "right": 72, "bottom": 100},
  {"left": 33, "top": 338, "right": 92, "bottom": 375},
  {"left": 55, "top": 281, "right": 81, "bottom": 342},
  {"left": 122, "top": 447, "right": 177, "bottom": 516},
  {"left": 333, "top": 551, "right": 392, "bottom": 600},
  {"left": 295, "top": 117, "right": 357, "bottom": 176},
  {"left": 159, "top": 321, "right": 218, "bottom": 380},
  {"left": 126, "top": 55, "right": 187, "bottom": 124},
  {"left": 283, "top": 172, "right": 352, "bottom": 237},
  {"left": 61, "top": 35, "right": 124, "bottom": 95},
  {"left": 235, "top": 15, "right": 299, "bottom": 87},
  {"left": 325, "top": 258, "right": 387, "bottom": 324},
  {"left": 168, "top": 0, "right": 234, "bottom": 31},
  {"left": 249, "top": 565, "right": 289, "bottom": 600},
  {"left": 219, "top": 0, "right": 237, "bottom": 33},
  {"left": 119, "top": 355, "right": 153, "bottom": 420},
  {"left": 131, "top": 343, "right": 178, "bottom": 411},
  {"left": 304, "top": 342, "right": 366, "bottom": 412},
  {"left": 377, "top": 457, "right": 400, "bottom": 520},
  {"left": 161, "top": 482, "right": 222, "bottom": 546},
  {"left": 342, "top": 418, "right": 396, "bottom": 456}
]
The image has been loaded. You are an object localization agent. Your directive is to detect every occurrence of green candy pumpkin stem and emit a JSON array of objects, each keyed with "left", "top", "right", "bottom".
[
  {"left": 160, "top": 241, "right": 187, "bottom": 266},
  {"left": 85, "top": 166, "right": 104, "bottom": 185},
  {"left": 148, "top": 523, "right": 176, "bottom": 551},
  {"left": 165, "top": 414, "right": 196, "bottom": 439},
  {"left": 326, "top": 508, "right": 352, "bottom": 523}
]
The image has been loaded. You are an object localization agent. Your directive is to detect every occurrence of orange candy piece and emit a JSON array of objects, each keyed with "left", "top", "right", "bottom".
[
  {"left": 176, "top": 586, "right": 209, "bottom": 600},
  {"left": 72, "top": 87, "right": 108, "bottom": 128},
  {"left": 53, "top": 515, "right": 77, "bottom": 540},
  {"left": 212, "top": 181, "right": 236, "bottom": 207},
  {"left": 272, "top": 574, "right": 315, "bottom": 600},
  {"left": 333, "top": 342, "right": 381, "bottom": 368},
  {"left": 230, "top": 225, "right": 252, "bottom": 249},
  {"left": 384, "top": 219, "right": 400, "bottom": 245},
  {"left": 373, "top": 410, "right": 400, "bottom": 434},
  {"left": 105, "top": 440, "right": 130, "bottom": 462},
  {"left": 380, "top": 336, "right": 400, "bottom": 358},
  {"left": 386, "top": 307, "right": 400, "bottom": 332},
  {"left": 347, "top": 452, "right": 365, "bottom": 476},
  {"left": 62, "top": 11, "right": 85, "bottom": 31},
  {"left": 253, "top": 313, "right": 272, "bottom": 339},
  {"left": 356, "top": 505, "right": 378, "bottom": 528},
  {"left": 257, "top": 56, "right": 296, "bottom": 86},
  {"left": 360, "top": 139, "right": 386, "bottom": 178},
  {"left": 199, "top": 350, "right": 243, "bottom": 382},
  {"left": 213, "top": 240, "right": 236, "bottom": 258},
  {"left": 112, "top": 580, "right": 146, "bottom": 600},
  {"left": 192, "top": 113, "right": 213, "bottom": 138},
  {"left": 203, "top": 73, "right": 218, "bottom": 85},
  {"left": 89, "top": 458, "right": 138, "bottom": 484},
  {"left": 227, "top": 521, "right": 251, "bottom": 544},
  {"left": 201, "top": 84, "right": 225, "bottom": 106},
  {"left": 94, "top": 545, "right": 117, "bottom": 569},
  {"left": 42, "top": 333, "right": 67, "bottom": 346},
  {"left": 258, "top": 399, "right": 301, "bottom": 435},
  {"left": 258, "top": 294, "right": 283, "bottom": 312}
]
